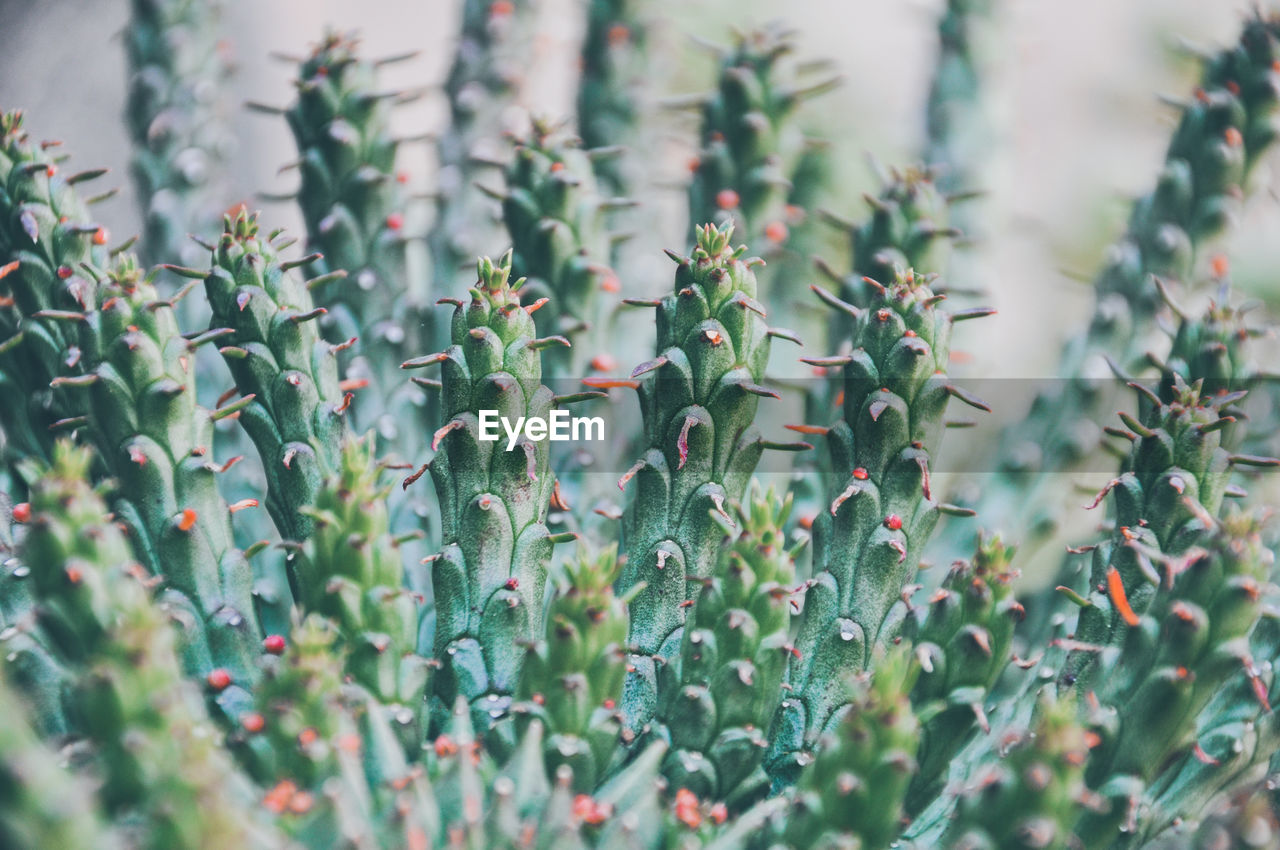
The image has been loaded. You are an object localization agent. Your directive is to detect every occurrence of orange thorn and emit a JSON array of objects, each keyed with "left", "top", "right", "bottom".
[
  {"left": 229, "top": 499, "right": 258, "bottom": 513},
  {"left": 1106, "top": 566, "right": 1139, "bottom": 626},
  {"left": 177, "top": 508, "right": 198, "bottom": 532}
]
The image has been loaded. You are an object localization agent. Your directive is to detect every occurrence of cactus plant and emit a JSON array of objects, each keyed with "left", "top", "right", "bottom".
[
  {"left": 124, "top": 0, "right": 230, "bottom": 269},
  {"left": 1, "top": 6, "right": 1280, "bottom": 850},
  {"left": 406, "top": 252, "right": 580, "bottom": 729},
  {"left": 607, "top": 223, "right": 802, "bottom": 733}
]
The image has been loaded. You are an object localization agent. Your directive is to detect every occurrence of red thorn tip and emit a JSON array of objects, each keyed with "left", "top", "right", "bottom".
[
  {"left": 765, "top": 221, "right": 788, "bottom": 243},
  {"left": 207, "top": 669, "right": 232, "bottom": 690},
  {"left": 1211, "top": 254, "right": 1229, "bottom": 278},
  {"left": 852, "top": 467, "right": 868, "bottom": 480},
  {"left": 263, "top": 635, "right": 286, "bottom": 654},
  {"left": 65, "top": 566, "right": 83, "bottom": 584},
  {"left": 396, "top": 171, "right": 410, "bottom": 184},
  {"left": 884, "top": 514, "right": 903, "bottom": 531},
  {"left": 386, "top": 212, "right": 404, "bottom": 231},
  {"left": 505, "top": 577, "right": 519, "bottom": 590},
  {"left": 716, "top": 189, "right": 740, "bottom": 210},
  {"left": 92, "top": 227, "right": 108, "bottom": 245},
  {"left": 229, "top": 499, "right": 258, "bottom": 513},
  {"left": 550, "top": 161, "right": 565, "bottom": 173},
  {"left": 12, "top": 502, "right": 30, "bottom": 523},
  {"left": 1224, "top": 127, "right": 1243, "bottom": 148},
  {"left": 608, "top": 23, "right": 630, "bottom": 45},
  {"left": 56, "top": 265, "right": 73, "bottom": 280},
  {"left": 177, "top": 508, "right": 198, "bottom": 531},
  {"left": 242, "top": 713, "right": 266, "bottom": 733}
]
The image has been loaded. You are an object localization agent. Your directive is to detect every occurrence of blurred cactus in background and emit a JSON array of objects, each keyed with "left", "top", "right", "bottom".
[{"left": 1, "top": 2, "right": 1280, "bottom": 848}]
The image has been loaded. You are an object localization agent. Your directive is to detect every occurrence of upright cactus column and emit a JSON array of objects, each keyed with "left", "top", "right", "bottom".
[
  {"left": 941, "top": 695, "right": 1090, "bottom": 850},
  {"left": 198, "top": 211, "right": 353, "bottom": 543},
  {"left": 124, "top": 0, "right": 231, "bottom": 267},
  {"left": 292, "top": 433, "right": 431, "bottom": 736},
  {"left": 233, "top": 615, "right": 437, "bottom": 848},
  {"left": 686, "top": 26, "right": 837, "bottom": 246},
  {"left": 773, "top": 268, "right": 990, "bottom": 772},
  {"left": 907, "top": 534, "right": 1023, "bottom": 813},
  {"left": 511, "top": 544, "right": 630, "bottom": 791},
  {"left": 0, "top": 112, "right": 261, "bottom": 689},
  {"left": 609, "top": 224, "right": 801, "bottom": 732},
  {"left": 72, "top": 255, "right": 262, "bottom": 687},
  {"left": 498, "top": 122, "right": 617, "bottom": 382},
  {"left": 577, "top": 0, "right": 649, "bottom": 195},
  {"left": 654, "top": 483, "right": 802, "bottom": 808},
  {"left": 13, "top": 442, "right": 284, "bottom": 849},
  {"left": 0, "top": 111, "right": 110, "bottom": 469},
  {"left": 767, "top": 649, "right": 922, "bottom": 849},
  {"left": 406, "top": 253, "right": 578, "bottom": 726},
  {"left": 1069, "top": 509, "right": 1276, "bottom": 849},
  {"left": 283, "top": 31, "right": 421, "bottom": 449},
  {"left": 1058, "top": 375, "right": 1260, "bottom": 689},
  {"left": 430, "top": 0, "right": 535, "bottom": 294},
  {"left": 0, "top": 669, "right": 115, "bottom": 850}
]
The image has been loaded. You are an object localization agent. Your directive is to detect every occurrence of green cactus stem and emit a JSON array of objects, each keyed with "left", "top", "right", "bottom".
[
  {"left": 0, "top": 110, "right": 111, "bottom": 470},
  {"left": 511, "top": 543, "right": 630, "bottom": 792},
  {"left": 198, "top": 210, "right": 353, "bottom": 543},
  {"left": 907, "top": 534, "right": 1023, "bottom": 814},
  {"left": 948, "top": 12, "right": 1280, "bottom": 551},
  {"left": 498, "top": 121, "right": 618, "bottom": 383},
  {"left": 281, "top": 31, "right": 424, "bottom": 451},
  {"left": 125, "top": 0, "right": 231, "bottom": 268},
  {"left": 293, "top": 432, "right": 431, "bottom": 738},
  {"left": 772, "top": 267, "right": 991, "bottom": 774},
  {"left": 685, "top": 26, "right": 838, "bottom": 247},
  {"left": 654, "top": 483, "right": 802, "bottom": 809},
  {"left": 768, "top": 648, "right": 921, "bottom": 849},
  {"left": 429, "top": 0, "right": 536, "bottom": 295},
  {"left": 0, "top": 668, "right": 119, "bottom": 849},
  {"left": 405, "top": 252, "right": 582, "bottom": 728},
  {"left": 576, "top": 0, "right": 649, "bottom": 195},
  {"left": 608, "top": 223, "right": 802, "bottom": 734},
  {"left": 13, "top": 442, "right": 285, "bottom": 849},
  {"left": 941, "top": 694, "right": 1090, "bottom": 850}
]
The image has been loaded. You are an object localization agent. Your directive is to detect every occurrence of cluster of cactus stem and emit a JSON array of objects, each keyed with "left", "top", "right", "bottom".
[{"left": 3, "top": 5, "right": 1280, "bottom": 849}]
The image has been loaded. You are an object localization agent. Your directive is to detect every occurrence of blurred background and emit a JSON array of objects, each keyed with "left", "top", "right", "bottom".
[{"left": 1, "top": 0, "right": 1275, "bottom": 372}]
